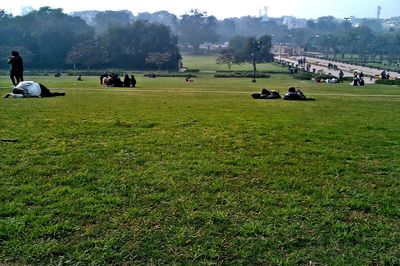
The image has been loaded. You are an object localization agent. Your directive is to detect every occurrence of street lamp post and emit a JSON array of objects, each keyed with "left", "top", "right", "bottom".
[
  {"left": 364, "top": 49, "right": 368, "bottom": 66},
  {"left": 251, "top": 40, "right": 262, "bottom": 83},
  {"left": 304, "top": 35, "right": 319, "bottom": 71}
]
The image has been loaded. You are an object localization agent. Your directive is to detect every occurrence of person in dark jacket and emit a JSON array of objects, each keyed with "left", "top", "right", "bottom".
[
  {"left": 123, "top": 74, "right": 131, "bottom": 87},
  {"left": 130, "top": 74, "right": 137, "bottom": 88},
  {"left": 283, "top": 87, "right": 315, "bottom": 101},
  {"left": 8, "top": 51, "right": 24, "bottom": 85}
]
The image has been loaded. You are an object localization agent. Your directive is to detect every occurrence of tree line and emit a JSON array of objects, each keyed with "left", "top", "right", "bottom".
[
  {"left": 0, "top": 7, "right": 181, "bottom": 70},
  {"left": 1, "top": 7, "right": 399, "bottom": 70}
]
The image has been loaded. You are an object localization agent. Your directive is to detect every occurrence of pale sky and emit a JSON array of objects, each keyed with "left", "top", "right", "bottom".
[{"left": 1, "top": 0, "right": 399, "bottom": 19}]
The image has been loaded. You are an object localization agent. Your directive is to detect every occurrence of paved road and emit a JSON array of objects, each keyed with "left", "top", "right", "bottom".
[{"left": 276, "top": 56, "right": 399, "bottom": 83}]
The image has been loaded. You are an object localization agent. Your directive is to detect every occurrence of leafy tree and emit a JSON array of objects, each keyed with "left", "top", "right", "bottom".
[
  {"left": 315, "top": 16, "right": 340, "bottom": 33},
  {"left": 380, "top": 31, "right": 399, "bottom": 65},
  {"left": 235, "top": 16, "right": 264, "bottom": 37},
  {"left": 228, "top": 35, "right": 273, "bottom": 81},
  {"left": 353, "top": 26, "right": 375, "bottom": 60},
  {"left": 341, "top": 19, "right": 352, "bottom": 30},
  {"left": 216, "top": 18, "right": 236, "bottom": 42},
  {"left": 0, "top": 9, "right": 12, "bottom": 21},
  {"left": 343, "top": 28, "right": 360, "bottom": 59},
  {"left": 100, "top": 20, "right": 181, "bottom": 69},
  {"left": 306, "top": 19, "right": 316, "bottom": 29},
  {"left": 7, "top": 7, "right": 95, "bottom": 68},
  {"left": 360, "top": 18, "right": 383, "bottom": 33},
  {"left": 229, "top": 35, "right": 273, "bottom": 63},
  {"left": 66, "top": 40, "right": 108, "bottom": 70},
  {"left": 177, "top": 9, "right": 218, "bottom": 53},
  {"left": 318, "top": 34, "right": 335, "bottom": 57},
  {"left": 227, "top": 36, "right": 248, "bottom": 62},
  {"left": 136, "top": 11, "right": 177, "bottom": 31},
  {"left": 371, "top": 33, "right": 389, "bottom": 61},
  {"left": 216, "top": 49, "right": 237, "bottom": 71},
  {"left": 146, "top": 52, "right": 172, "bottom": 71}
]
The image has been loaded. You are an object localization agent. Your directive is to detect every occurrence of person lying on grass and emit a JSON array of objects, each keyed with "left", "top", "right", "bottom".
[
  {"left": 283, "top": 87, "right": 315, "bottom": 101},
  {"left": 251, "top": 88, "right": 281, "bottom": 99},
  {"left": 3, "top": 81, "right": 65, "bottom": 98}
]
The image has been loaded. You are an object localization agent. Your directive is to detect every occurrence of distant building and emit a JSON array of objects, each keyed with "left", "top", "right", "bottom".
[
  {"left": 259, "top": 7, "right": 269, "bottom": 21},
  {"left": 199, "top": 42, "right": 229, "bottom": 52},
  {"left": 284, "top": 16, "right": 307, "bottom": 29},
  {"left": 271, "top": 44, "right": 303, "bottom": 57}
]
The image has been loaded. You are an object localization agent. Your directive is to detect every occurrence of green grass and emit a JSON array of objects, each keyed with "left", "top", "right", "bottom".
[
  {"left": 182, "top": 53, "right": 288, "bottom": 72},
  {"left": 0, "top": 57, "right": 400, "bottom": 264}
]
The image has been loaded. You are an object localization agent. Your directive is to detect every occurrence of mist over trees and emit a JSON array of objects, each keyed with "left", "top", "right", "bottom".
[{"left": 1, "top": 6, "right": 399, "bottom": 70}]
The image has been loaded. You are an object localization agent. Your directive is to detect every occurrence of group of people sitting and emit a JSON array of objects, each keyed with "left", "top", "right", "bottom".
[
  {"left": 380, "top": 70, "right": 391, "bottom": 80},
  {"left": 352, "top": 71, "right": 365, "bottom": 86},
  {"left": 100, "top": 73, "right": 137, "bottom": 88},
  {"left": 252, "top": 87, "right": 315, "bottom": 101}
]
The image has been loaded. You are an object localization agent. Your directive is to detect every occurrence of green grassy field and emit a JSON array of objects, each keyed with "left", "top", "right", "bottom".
[
  {"left": 0, "top": 57, "right": 399, "bottom": 264},
  {"left": 182, "top": 54, "right": 288, "bottom": 72}
]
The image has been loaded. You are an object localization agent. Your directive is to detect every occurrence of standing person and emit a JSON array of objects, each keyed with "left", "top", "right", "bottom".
[
  {"left": 353, "top": 72, "right": 359, "bottom": 86},
  {"left": 7, "top": 51, "right": 24, "bottom": 85},
  {"left": 381, "top": 70, "right": 387, "bottom": 80},
  {"left": 338, "top": 70, "right": 344, "bottom": 83}
]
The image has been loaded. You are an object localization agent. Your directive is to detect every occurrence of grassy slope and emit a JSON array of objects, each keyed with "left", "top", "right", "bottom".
[{"left": 0, "top": 57, "right": 399, "bottom": 264}]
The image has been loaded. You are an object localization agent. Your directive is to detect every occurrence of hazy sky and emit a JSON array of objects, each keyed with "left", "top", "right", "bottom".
[{"left": 1, "top": 0, "right": 399, "bottom": 19}]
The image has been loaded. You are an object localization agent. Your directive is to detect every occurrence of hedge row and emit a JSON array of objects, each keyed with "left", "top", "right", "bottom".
[
  {"left": 214, "top": 73, "right": 271, "bottom": 78},
  {"left": 216, "top": 70, "right": 288, "bottom": 74},
  {"left": 375, "top": 79, "right": 400, "bottom": 86},
  {"left": 144, "top": 73, "right": 197, "bottom": 77}
]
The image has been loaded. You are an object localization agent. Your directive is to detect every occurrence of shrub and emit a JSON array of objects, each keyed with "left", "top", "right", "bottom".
[
  {"left": 214, "top": 73, "right": 271, "bottom": 78},
  {"left": 144, "top": 72, "right": 197, "bottom": 78},
  {"left": 343, "top": 77, "right": 354, "bottom": 81},
  {"left": 216, "top": 70, "right": 288, "bottom": 74},
  {"left": 293, "top": 73, "right": 314, "bottom": 80},
  {"left": 375, "top": 79, "right": 400, "bottom": 86}
]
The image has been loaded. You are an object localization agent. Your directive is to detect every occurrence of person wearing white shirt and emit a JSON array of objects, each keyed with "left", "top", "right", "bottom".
[{"left": 4, "top": 81, "right": 65, "bottom": 98}]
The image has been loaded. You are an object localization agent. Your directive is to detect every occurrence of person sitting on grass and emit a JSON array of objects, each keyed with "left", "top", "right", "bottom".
[
  {"left": 283, "top": 87, "right": 315, "bottom": 101},
  {"left": 123, "top": 74, "right": 131, "bottom": 87},
  {"left": 359, "top": 77, "right": 365, "bottom": 86},
  {"left": 104, "top": 75, "right": 113, "bottom": 87},
  {"left": 185, "top": 74, "right": 194, "bottom": 82},
  {"left": 130, "top": 74, "right": 136, "bottom": 88},
  {"left": 4, "top": 81, "right": 65, "bottom": 98}
]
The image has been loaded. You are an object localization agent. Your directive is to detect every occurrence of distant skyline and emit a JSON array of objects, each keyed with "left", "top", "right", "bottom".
[{"left": 1, "top": 0, "right": 399, "bottom": 19}]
